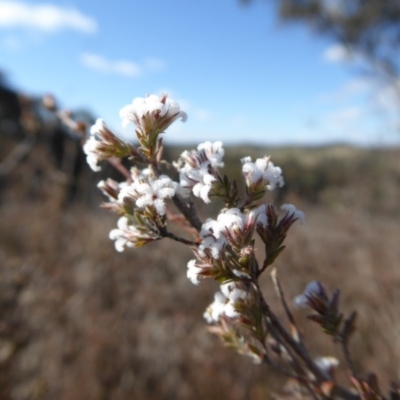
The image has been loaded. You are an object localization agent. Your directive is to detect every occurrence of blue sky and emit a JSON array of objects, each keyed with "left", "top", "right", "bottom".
[{"left": 0, "top": 0, "right": 399, "bottom": 146}]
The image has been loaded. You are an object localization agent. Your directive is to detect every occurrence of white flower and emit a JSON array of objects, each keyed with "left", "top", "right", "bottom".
[
  {"left": 109, "top": 216, "right": 159, "bottom": 251},
  {"left": 241, "top": 156, "right": 284, "bottom": 191},
  {"left": 220, "top": 281, "right": 247, "bottom": 302},
  {"left": 197, "top": 207, "right": 267, "bottom": 258},
  {"left": 180, "top": 165, "right": 216, "bottom": 203},
  {"left": 215, "top": 208, "right": 245, "bottom": 235},
  {"left": 109, "top": 217, "right": 139, "bottom": 252},
  {"left": 192, "top": 172, "right": 216, "bottom": 203},
  {"left": 198, "top": 235, "right": 225, "bottom": 259},
  {"left": 281, "top": 203, "right": 305, "bottom": 224},
  {"left": 188, "top": 206, "right": 267, "bottom": 282},
  {"left": 197, "top": 141, "right": 224, "bottom": 168},
  {"left": 175, "top": 141, "right": 225, "bottom": 203},
  {"left": 118, "top": 172, "right": 179, "bottom": 216},
  {"left": 197, "top": 216, "right": 230, "bottom": 259},
  {"left": 187, "top": 259, "right": 203, "bottom": 285},
  {"left": 83, "top": 135, "right": 102, "bottom": 171},
  {"left": 203, "top": 292, "right": 227, "bottom": 323},
  {"left": 83, "top": 121, "right": 109, "bottom": 172},
  {"left": 203, "top": 281, "right": 248, "bottom": 322},
  {"left": 220, "top": 281, "right": 247, "bottom": 317},
  {"left": 293, "top": 281, "right": 322, "bottom": 309},
  {"left": 200, "top": 208, "right": 245, "bottom": 240},
  {"left": 314, "top": 357, "right": 339, "bottom": 374},
  {"left": 90, "top": 118, "right": 106, "bottom": 136},
  {"left": 249, "top": 204, "right": 268, "bottom": 227},
  {"left": 97, "top": 179, "right": 128, "bottom": 202},
  {"left": 119, "top": 93, "right": 187, "bottom": 132},
  {"left": 83, "top": 118, "right": 127, "bottom": 171}
]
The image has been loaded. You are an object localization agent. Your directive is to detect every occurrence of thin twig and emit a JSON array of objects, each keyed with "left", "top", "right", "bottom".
[
  {"left": 166, "top": 210, "right": 199, "bottom": 239},
  {"left": 160, "top": 230, "right": 198, "bottom": 246},
  {"left": 256, "top": 283, "right": 328, "bottom": 382},
  {"left": 340, "top": 339, "right": 357, "bottom": 380},
  {"left": 271, "top": 268, "right": 302, "bottom": 344}
]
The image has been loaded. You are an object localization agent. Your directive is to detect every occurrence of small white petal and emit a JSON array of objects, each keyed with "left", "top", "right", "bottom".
[
  {"left": 281, "top": 203, "right": 305, "bottom": 224},
  {"left": 187, "top": 259, "right": 202, "bottom": 285},
  {"left": 315, "top": 357, "right": 339, "bottom": 374},
  {"left": 293, "top": 281, "right": 321, "bottom": 309},
  {"left": 224, "top": 303, "right": 240, "bottom": 318}
]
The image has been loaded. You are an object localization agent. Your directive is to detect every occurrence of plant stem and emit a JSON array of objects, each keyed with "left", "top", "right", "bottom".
[
  {"left": 172, "top": 195, "right": 203, "bottom": 232},
  {"left": 160, "top": 229, "right": 198, "bottom": 246}
]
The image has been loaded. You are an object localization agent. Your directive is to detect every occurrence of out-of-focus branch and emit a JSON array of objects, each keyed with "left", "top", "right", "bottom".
[
  {"left": 0, "top": 136, "right": 36, "bottom": 176},
  {"left": 255, "top": 281, "right": 360, "bottom": 400}
]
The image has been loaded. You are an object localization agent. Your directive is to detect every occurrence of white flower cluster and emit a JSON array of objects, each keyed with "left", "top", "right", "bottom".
[
  {"left": 118, "top": 170, "right": 179, "bottom": 216},
  {"left": 241, "top": 156, "right": 284, "bottom": 191},
  {"left": 175, "top": 141, "right": 225, "bottom": 203},
  {"left": 119, "top": 93, "right": 187, "bottom": 131},
  {"left": 186, "top": 206, "right": 268, "bottom": 284},
  {"left": 104, "top": 169, "right": 180, "bottom": 251},
  {"left": 84, "top": 94, "right": 186, "bottom": 172},
  {"left": 203, "top": 281, "right": 248, "bottom": 323},
  {"left": 199, "top": 206, "right": 268, "bottom": 258},
  {"left": 109, "top": 216, "right": 144, "bottom": 252},
  {"left": 97, "top": 178, "right": 127, "bottom": 202},
  {"left": 83, "top": 119, "right": 118, "bottom": 171},
  {"left": 109, "top": 216, "right": 162, "bottom": 252}
]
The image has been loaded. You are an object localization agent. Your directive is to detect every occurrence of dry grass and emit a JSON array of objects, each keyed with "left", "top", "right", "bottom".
[{"left": 0, "top": 143, "right": 400, "bottom": 399}]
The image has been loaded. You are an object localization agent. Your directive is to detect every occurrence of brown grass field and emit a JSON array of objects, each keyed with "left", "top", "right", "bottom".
[{"left": 1, "top": 139, "right": 400, "bottom": 399}]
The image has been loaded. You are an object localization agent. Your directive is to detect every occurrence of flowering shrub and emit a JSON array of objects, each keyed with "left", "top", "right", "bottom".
[{"left": 80, "top": 93, "right": 398, "bottom": 400}]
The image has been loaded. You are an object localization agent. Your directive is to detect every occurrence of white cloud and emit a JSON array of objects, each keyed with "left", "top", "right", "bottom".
[
  {"left": 318, "top": 78, "right": 372, "bottom": 105},
  {"left": 327, "top": 106, "right": 364, "bottom": 122},
  {"left": 113, "top": 61, "right": 141, "bottom": 78},
  {"left": 183, "top": 101, "right": 212, "bottom": 122},
  {"left": 0, "top": 1, "right": 97, "bottom": 34},
  {"left": 145, "top": 57, "right": 166, "bottom": 72},
  {"left": 80, "top": 53, "right": 141, "bottom": 78},
  {"left": 319, "top": 76, "right": 399, "bottom": 115},
  {"left": 340, "top": 78, "right": 372, "bottom": 97},
  {"left": 316, "top": 76, "right": 400, "bottom": 145},
  {"left": 80, "top": 54, "right": 168, "bottom": 78},
  {"left": 193, "top": 108, "right": 213, "bottom": 122},
  {"left": 81, "top": 53, "right": 108, "bottom": 72},
  {"left": 179, "top": 101, "right": 213, "bottom": 123},
  {"left": 323, "top": 44, "right": 353, "bottom": 64}
]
